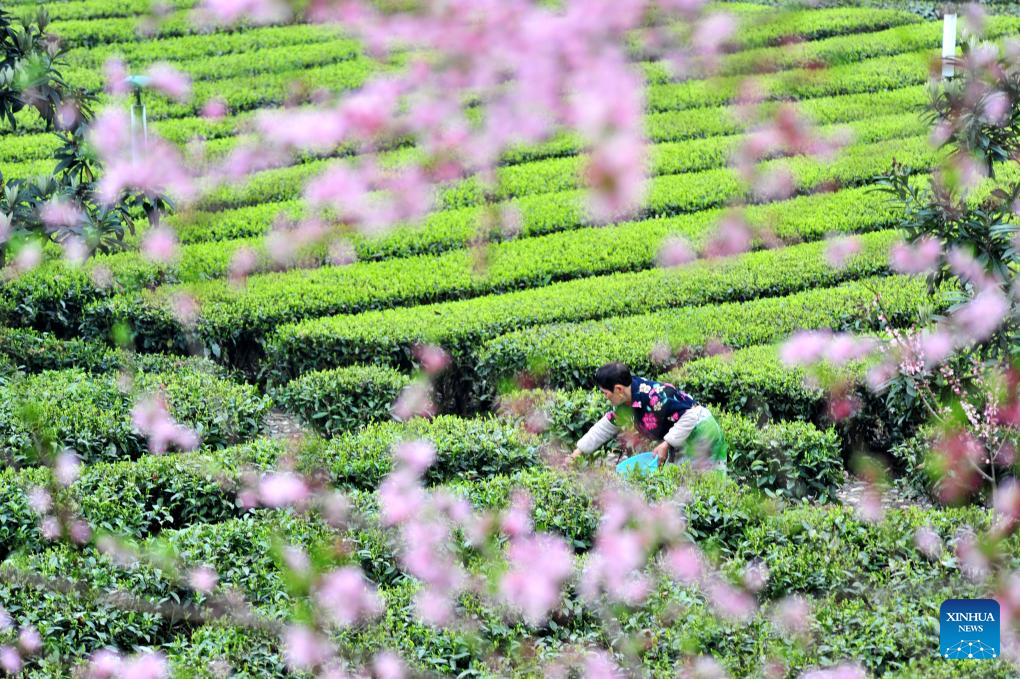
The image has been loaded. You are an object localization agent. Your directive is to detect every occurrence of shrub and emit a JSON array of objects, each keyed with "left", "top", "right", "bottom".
[
  {"left": 273, "top": 365, "right": 412, "bottom": 437},
  {"left": 264, "top": 237, "right": 901, "bottom": 389},
  {"left": 475, "top": 275, "right": 940, "bottom": 401},
  {"left": 0, "top": 367, "right": 270, "bottom": 465},
  {"left": 307, "top": 415, "right": 540, "bottom": 490}
]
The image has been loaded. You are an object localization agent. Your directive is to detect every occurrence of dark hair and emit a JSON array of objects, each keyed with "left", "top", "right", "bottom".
[{"left": 595, "top": 362, "right": 632, "bottom": 391}]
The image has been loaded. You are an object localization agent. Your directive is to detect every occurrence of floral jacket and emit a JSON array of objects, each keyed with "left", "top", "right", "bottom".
[{"left": 607, "top": 375, "right": 698, "bottom": 440}]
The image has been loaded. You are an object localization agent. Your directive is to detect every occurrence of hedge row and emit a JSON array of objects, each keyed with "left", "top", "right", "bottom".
[
  {"left": 62, "top": 22, "right": 346, "bottom": 67},
  {"left": 641, "top": 15, "right": 1020, "bottom": 83},
  {"left": 473, "top": 274, "right": 940, "bottom": 397},
  {"left": 0, "top": 511, "right": 338, "bottom": 667},
  {"left": 61, "top": 36, "right": 365, "bottom": 92},
  {"left": 0, "top": 365, "right": 269, "bottom": 466},
  {"left": 262, "top": 235, "right": 903, "bottom": 386},
  {"left": 7, "top": 40, "right": 937, "bottom": 136},
  {"left": 647, "top": 48, "right": 934, "bottom": 112},
  {"left": 84, "top": 226, "right": 902, "bottom": 369},
  {"left": 272, "top": 364, "right": 413, "bottom": 437},
  {"left": 0, "top": 464, "right": 1009, "bottom": 675},
  {"left": 437, "top": 111, "right": 928, "bottom": 210},
  {"left": 25, "top": 0, "right": 195, "bottom": 22},
  {"left": 0, "top": 174, "right": 912, "bottom": 336},
  {"left": 0, "top": 438, "right": 284, "bottom": 556},
  {"left": 193, "top": 121, "right": 937, "bottom": 213}
]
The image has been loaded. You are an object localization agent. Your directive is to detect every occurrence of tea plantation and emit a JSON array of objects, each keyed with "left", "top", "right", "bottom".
[{"left": 0, "top": 1, "right": 1015, "bottom": 676}]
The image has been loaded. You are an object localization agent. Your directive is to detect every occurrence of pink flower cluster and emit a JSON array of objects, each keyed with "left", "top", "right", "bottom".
[
  {"left": 130, "top": 391, "right": 200, "bottom": 454},
  {"left": 779, "top": 330, "right": 877, "bottom": 367},
  {"left": 85, "top": 650, "right": 168, "bottom": 679}
]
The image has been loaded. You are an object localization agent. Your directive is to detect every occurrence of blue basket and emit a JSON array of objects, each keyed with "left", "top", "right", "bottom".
[{"left": 615, "top": 451, "right": 659, "bottom": 476}]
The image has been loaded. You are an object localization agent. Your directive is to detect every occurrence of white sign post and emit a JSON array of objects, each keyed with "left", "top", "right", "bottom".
[{"left": 942, "top": 12, "right": 958, "bottom": 79}]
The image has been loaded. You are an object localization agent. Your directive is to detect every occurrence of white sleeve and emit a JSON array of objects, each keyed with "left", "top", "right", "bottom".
[
  {"left": 576, "top": 414, "right": 621, "bottom": 454},
  {"left": 663, "top": 405, "right": 711, "bottom": 449}
]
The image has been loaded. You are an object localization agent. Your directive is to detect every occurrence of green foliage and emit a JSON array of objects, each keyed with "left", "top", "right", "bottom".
[
  {"left": 274, "top": 365, "right": 412, "bottom": 437},
  {"left": 311, "top": 415, "right": 540, "bottom": 490},
  {"left": 265, "top": 235, "right": 901, "bottom": 390},
  {"left": 0, "top": 366, "right": 269, "bottom": 465},
  {"left": 476, "top": 275, "right": 941, "bottom": 400}
]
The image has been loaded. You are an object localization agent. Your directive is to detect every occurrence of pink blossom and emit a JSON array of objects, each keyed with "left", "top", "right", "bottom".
[
  {"left": 957, "top": 532, "right": 990, "bottom": 582},
  {"left": 742, "top": 561, "right": 770, "bottom": 592},
  {"left": 17, "top": 627, "right": 40, "bottom": 655},
  {"left": 823, "top": 334, "right": 876, "bottom": 365},
  {"left": 88, "top": 109, "right": 130, "bottom": 157},
  {"left": 390, "top": 381, "right": 437, "bottom": 421},
  {"left": 824, "top": 236, "right": 861, "bottom": 269},
  {"left": 118, "top": 651, "right": 168, "bottom": 679},
  {"left": 316, "top": 566, "right": 382, "bottom": 626},
  {"left": 914, "top": 525, "right": 943, "bottom": 558},
  {"left": 86, "top": 649, "right": 122, "bottom": 678},
  {"left": 584, "top": 133, "right": 648, "bottom": 223},
  {"left": 27, "top": 487, "right": 51, "bottom": 514},
  {"left": 140, "top": 227, "right": 179, "bottom": 264},
  {"left": 772, "top": 594, "right": 812, "bottom": 636},
  {"left": 947, "top": 247, "right": 996, "bottom": 290},
  {"left": 96, "top": 140, "right": 195, "bottom": 206},
  {"left": 919, "top": 330, "right": 954, "bottom": 368},
  {"left": 255, "top": 108, "right": 346, "bottom": 151},
  {"left": 39, "top": 199, "right": 83, "bottom": 230},
  {"left": 40, "top": 516, "right": 60, "bottom": 540},
  {"left": 658, "top": 236, "right": 696, "bottom": 268},
  {"left": 952, "top": 288, "right": 1009, "bottom": 342},
  {"left": 706, "top": 578, "right": 756, "bottom": 622},
  {"left": 0, "top": 647, "right": 21, "bottom": 674},
  {"left": 413, "top": 344, "right": 451, "bottom": 375},
  {"left": 753, "top": 166, "right": 796, "bottom": 201},
  {"left": 283, "top": 545, "right": 311, "bottom": 575},
  {"left": 188, "top": 565, "right": 219, "bottom": 593},
  {"left": 257, "top": 472, "right": 310, "bottom": 508},
  {"left": 373, "top": 652, "right": 405, "bottom": 679},
  {"left": 169, "top": 292, "right": 200, "bottom": 326},
  {"left": 228, "top": 247, "right": 259, "bottom": 288},
  {"left": 583, "top": 650, "right": 625, "bottom": 679},
  {"left": 103, "top": 59, "right": 129, "bottom": 96},
  {"left": 379, "top": 470, "right": 426, "bottom": 526},
  {"left": 663, "top": 543, "right": 704, "bottom": 585},
  {"left": 131, "top": 391, "right": 199, "bottom": 454},
  {"left": 195, "top": 0, "right": 290, "bottom": 25},
  {"left": 889, "top": 237, "right": 941, "bottom": 274},
  {"left": 415, "top": 588, "right": 454, "bottom": 626},
  {"left": 704, "top": 213, "right": 752, "bottom": 258},
  {"left": 500, "top": 491, "right": 533, "bottom": 538},
  {"left": 394, "top": 440, "right": 437, "bottom": 474},
  {"left": 54, "top": 451, "right": 80, "bottom": 488},
  {"left": 856, "top": 483, "right": 884, "bottom": 523},
  {"left": 146, "top": 63, "right": 191, "bottom": 102},
  {"left": 982, "top": 90, "right": 1011, "bottom": 125},
  {"left": 200, "top": 97, "right": 228, "bottom": 120},
  {"left": 500, "top": 533, "right": 573, "bottom": 624},
  {"left": 62, "top": 236, "right": 89, "bottom": 266},
  {"left": 70, "top": 519, "right": 92, "bottom": 544},
  {"left": 779, "top": 330, "right": 831, "bottom": 366},
  {"left": 282, "top": 625, "right": 332, "bottom": 670},
  {"left": 799, "top": 663, "right": 867, "bottom": 679},
  {"left": 10, "top": 241, "right": 42, "bottom": 274}
]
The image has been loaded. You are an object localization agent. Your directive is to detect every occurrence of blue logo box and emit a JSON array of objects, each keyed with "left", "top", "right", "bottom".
[{"left": 940, "top": 599, "right": 1000, "bottom": 660}]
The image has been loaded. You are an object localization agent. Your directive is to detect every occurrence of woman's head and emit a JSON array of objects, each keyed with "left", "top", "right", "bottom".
[{"left": 595, "top": 362, "right": 632, "bottom": 406}]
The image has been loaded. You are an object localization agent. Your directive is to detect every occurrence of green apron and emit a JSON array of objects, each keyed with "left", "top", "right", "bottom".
[{"left": 677, "top": 412, "right": 727, "bottom": 469}]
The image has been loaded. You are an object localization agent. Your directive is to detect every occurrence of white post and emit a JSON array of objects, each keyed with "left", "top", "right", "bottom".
[{"left": 942, "top": 12, "right": 957, "bottom": 79}]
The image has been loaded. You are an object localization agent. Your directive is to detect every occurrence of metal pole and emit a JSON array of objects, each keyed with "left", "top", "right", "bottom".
[{"left": 942, "top": 12, "right": 957, "bottom": 80}]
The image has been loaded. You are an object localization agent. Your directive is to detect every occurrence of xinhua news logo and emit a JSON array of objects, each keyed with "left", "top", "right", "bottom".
[{"left": 940, "top": 599, "right": 1000, "bottom": 660}]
